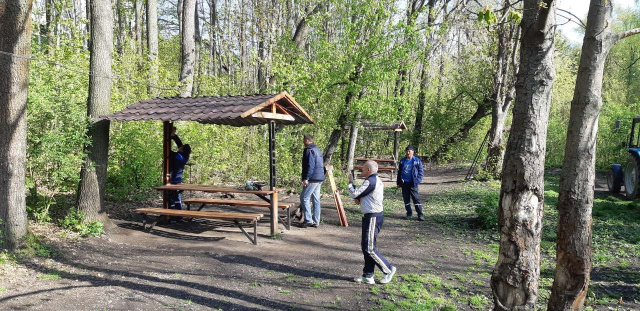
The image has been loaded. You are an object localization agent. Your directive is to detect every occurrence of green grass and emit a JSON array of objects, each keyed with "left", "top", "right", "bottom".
[{"left": 370, "top": 173, "right": 640, "bottom": 310}]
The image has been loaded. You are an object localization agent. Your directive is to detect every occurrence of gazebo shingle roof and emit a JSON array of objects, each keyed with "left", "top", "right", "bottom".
[{"left": 103, "top": 92, "right": 314, "bottom": 126}]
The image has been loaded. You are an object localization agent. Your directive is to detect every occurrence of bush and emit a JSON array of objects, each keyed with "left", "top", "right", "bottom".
[
  {"left": 475, "top": 192, "right": 499, "bottom": 230},
  {"left": 59, "top": 209, "right": 104, "bottom": 237}
]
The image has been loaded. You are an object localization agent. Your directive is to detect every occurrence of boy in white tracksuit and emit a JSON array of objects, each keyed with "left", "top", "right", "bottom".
[{"left": 348, "top": 160, "right": 396, "bottom": 284}]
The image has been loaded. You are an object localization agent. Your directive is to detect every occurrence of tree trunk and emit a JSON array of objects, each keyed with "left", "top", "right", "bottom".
[
  {"left": 208, "top": 0, "right": 217, "bottom": 76},
  {"left": 45, "top": 0, "right": 53, "bottom": 54},
  {"left": 146, "top": 0, "right": 158, "bottom": 96},
  {"left": 323, "top": 63, "right": 364, "bottom": 165},
  {"left": 179, "top": 0, "right": 196, "bottom": 97},
  {"left": 429, "top": 96, "right": 491, "bottom": 161},
  {"left": 486, "top": 19, "right": 520, "bottom": 178},
  {"left": 135, "top": 0, "right": 143, "bottom": 56},
  {"left": 548, "top": 1, "right": 640, "bottom": 309},
  {"left": 193, "top": 0, "right": 202, "bottom": 95},
  {"left": 177, "top": 0, "right": 183, "bottom": 36},
  {"left": 346, "top": 120, "right": 359, "bottom": 173},
  {"left": 77, "top": 0, "right": 114, "bottom": 226},
  {"left": 292, "top": 4, "right": 324, "bottom": 50},
  {"left": 85, "top": 0, "right": 91, "bottom": 49},
  {"left": 412, "top": 61, "right": 427, "bottom": 153},
  {"left": 490, "top": 1, "right": 556, "bottom": 310},
  {"left": 0, "top": 0, "right": 31, "bottom": 251},
  {"left": 115, "top": 0, "right": 124, "bottom": 56}
]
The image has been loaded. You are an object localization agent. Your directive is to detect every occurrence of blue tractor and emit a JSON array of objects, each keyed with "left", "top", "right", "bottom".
[{"left": 608, "top": 117, "right": 640, "bottom": 198}]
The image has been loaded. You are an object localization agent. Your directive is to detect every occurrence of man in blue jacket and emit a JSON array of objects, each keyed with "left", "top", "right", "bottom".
[
  {"left": 300, "top": 134, "right": 325, "bottom": 227},
  {"left": 169, "top": 127, "right": 191, "bottom": 212},
  {"left": 397, "top": 145, "right": 424, "bottom": 221}
]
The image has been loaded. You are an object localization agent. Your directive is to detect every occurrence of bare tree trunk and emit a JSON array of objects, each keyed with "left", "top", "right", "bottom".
[
  {"left": 430, "top": 96, "right": 491, "bottom": 161},
  {"left": 115, "top": 0, "right": 124, "bottom": 56},
  {"left": 292, "top": 3, "right": 324, "bottom": 50},
  {"left": 208, "top": 0, "right": 217, "bottom": 75},
  {"left": 135, "top": 0, "right": 143, "bottom": 56},
  {"left": 45, "top": 0, "right": 54, "bottom": 54},
  {"left": 77, "top": 0, "right": 114, "bottom": 226},
  {"left": 193, "top": 0, "right": 202, "bottom": 95},
  {"left": 548, "top": 1, "right": 640, "bottom": 309},
  {"left": 85, "top": 0, "right": 91, "bottom": 49},
  {"left": 486, "top": 19, "right": 520, "bottom": 177},
  {"left": 490, "top": 1, "right": 556, "bottom": 310},
  {"left": 346, "top": 120, "right": 359, "bottom": 173},
  {"left": 0, "top": 0, "right": 32, "bottom": 251},
  {"left": 412, "top": 61, "right": 427, "bottom": 152},
  {"left": 179, "top": 0, "right": 196, "bottom": 97},
  {"left": 177, "top": 0, "right": 183, "bottom": 36},
  {"left": 323, "top": 63, "right": 363, "bottom": 165},
  {"left": 147, "top": 0, "right": 158, "bottom": 96}
]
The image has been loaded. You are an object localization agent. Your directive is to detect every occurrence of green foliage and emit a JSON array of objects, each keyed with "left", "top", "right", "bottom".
[
  {"left": 475, "top": 191, "right": 499, "bottom": 230},
  {"left": 477, "top": 9, "right": 497, "bottom": 26},
  {"left": 59, "top": 209, "right": 104, "bottom": 237},
  {"left": 16, "top": 233, "right": 57, "bottom": 258}
]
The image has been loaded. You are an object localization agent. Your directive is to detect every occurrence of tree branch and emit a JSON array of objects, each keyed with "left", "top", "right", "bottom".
[
  {"left": 619, "top": 27, "right": 640, "bottom": 41},
  {"left": 534, "top": 0, "right": 555, "bottom": 32},
  {"left": 557, "top": 8, "right": 586, "bottom": 28}
]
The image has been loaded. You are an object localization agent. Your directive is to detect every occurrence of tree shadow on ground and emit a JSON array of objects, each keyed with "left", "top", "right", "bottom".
[{"left": 5, "top": 246, "right": 315, "bottom": 311}]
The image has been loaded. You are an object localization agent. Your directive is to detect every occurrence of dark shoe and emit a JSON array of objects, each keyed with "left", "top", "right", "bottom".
[
  {"left": 310, "top": 223, "right": 319, "bottom": 228},
  {"left": 300, "top": 222, "right": 312, "bottom": 228},
  {"left": 405, "top": 215, "right": 413, "bottom": 220},
  {"left": 417, "top": 215, "right": 425, "bottom": 221}
]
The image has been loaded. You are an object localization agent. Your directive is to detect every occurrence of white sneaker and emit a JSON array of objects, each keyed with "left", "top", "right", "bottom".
[
  {"left": 354, "top": 276, "right": 375, "bottom": 284},
  {"left": 379, "top": 266, "right": 396, "bottom": 284}
]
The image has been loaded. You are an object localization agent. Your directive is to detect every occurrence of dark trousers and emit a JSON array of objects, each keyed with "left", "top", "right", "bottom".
[
  {"left": 169, "top": 190, "right": 182, "bottom": 210},
  {"left": 361, "top": 213, "right": 392, "bottom": 278},
  {"left": 401, "top": 182, "right": 423, "bottom": 216}
]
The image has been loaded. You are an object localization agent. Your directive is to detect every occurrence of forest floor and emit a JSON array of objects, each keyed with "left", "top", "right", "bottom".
[{"left": 0, "top": 166, "right": 638, "bottom": 310}]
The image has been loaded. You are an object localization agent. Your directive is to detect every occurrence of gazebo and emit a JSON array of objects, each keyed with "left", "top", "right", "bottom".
[{"left": 103, "top": 91, "right": 314, "bottom": 236}]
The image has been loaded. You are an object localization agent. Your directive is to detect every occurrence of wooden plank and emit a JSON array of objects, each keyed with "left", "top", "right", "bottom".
[
  {"left": 136, "top": 208, "right": 263, "bottom": 221},
  {"left": 153, "top": 184, "right": 278, "bottom": 195},
  {"left": 354, "top": 157, "right": 396, "bottom": 163},
  {"left": 182, "top": 198, "right": 294, "bottom": 209},
  {"left": 240, "top": 92, "right": 287, "bottom": 118},
  {"left": 354, "top": 165, "right": 396, "bottom": 171},
  {"left": 251, "top": 111, "right": 296, "bottom": 121},
  {"left": 325, "top": 165, "right": 348, "bottom": 227}
]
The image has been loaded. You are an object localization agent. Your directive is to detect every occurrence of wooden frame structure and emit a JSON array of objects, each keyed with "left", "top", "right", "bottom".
[
  {"left": 104, "top": 92, "right": 314, "bottom": 236},
  {"left": 345, "top": 122, "right": 408, "bottom": 175}
]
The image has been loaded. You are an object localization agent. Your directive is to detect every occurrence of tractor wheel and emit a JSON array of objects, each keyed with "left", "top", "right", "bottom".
[
  {"left": 607, "top": 164, "right": 623, "bottom": 194},
  {"left": 624, "top": 154, "right": 640, "bottom": 199}
]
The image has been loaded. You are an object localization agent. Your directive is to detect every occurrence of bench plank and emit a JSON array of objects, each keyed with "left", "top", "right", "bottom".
[
  {"left": 136, "top": 208, "right": 262, "bottom": 245},
  {"left": 182, "top": 198, "right": 294, "bottom": 209},
  {"left": 354, "top": 165, "right": 396, "bottom": 171},
  {"left": 355, "top": 158, "right": 396, "bottom": 163},
  {"left": 181, "top": 199, "right": 295, "bottom": 230}
]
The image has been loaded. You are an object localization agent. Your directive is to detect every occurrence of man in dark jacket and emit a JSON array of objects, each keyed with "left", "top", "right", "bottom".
[
  {"left": 300, "top": 134, "right": 325, "bottom": 227},
  {"left": 169, "top": 127, "right": 191, "bottom": 211},
  {"left": 397, "top": 145, "right": 424, "bottom": 221}
]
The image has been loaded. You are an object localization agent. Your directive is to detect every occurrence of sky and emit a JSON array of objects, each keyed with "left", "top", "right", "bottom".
[{"left": 556, "top": 0, "right": 639, "bottom": 44}]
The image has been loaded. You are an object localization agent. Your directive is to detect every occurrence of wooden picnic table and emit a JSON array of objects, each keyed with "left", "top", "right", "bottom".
[{"left": 153, "top": 184, "right": 281, "bottom": 236}]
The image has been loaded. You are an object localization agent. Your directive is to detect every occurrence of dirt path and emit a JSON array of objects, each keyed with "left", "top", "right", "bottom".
[{"left": 1, "top": 167, "right": 628, "bottom": 310}]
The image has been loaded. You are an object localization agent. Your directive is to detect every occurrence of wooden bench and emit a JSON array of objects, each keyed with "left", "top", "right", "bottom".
[
  {"left": 182, "top": 198, "right": 296, "bottom": 230},
  {"left": 136, "top": 208, "right": 263, "bottom": 245}
]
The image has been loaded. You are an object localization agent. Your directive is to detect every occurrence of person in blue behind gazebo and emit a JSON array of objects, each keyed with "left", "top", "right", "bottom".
[{"left": 169, "top": 127, "right": 192, "bottom": 214}]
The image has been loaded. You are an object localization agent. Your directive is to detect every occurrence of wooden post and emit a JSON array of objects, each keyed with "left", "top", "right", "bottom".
[
  {"left": 162, "top": 121, "right": 172, "bottom": 209},
  {"left": 268, "top": 120, "right": 278, "bottom": 235},
  {"left": 325, "top": 165, "right": 348, "bottom": 227},
  {"left": 393, "top": 130, "right": 399, "bottom": 163}
]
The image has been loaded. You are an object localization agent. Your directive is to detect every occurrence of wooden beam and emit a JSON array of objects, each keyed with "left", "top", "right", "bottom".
[
  {"left": 252, "top": 111, "right": 295, "bottom": 121},
  {"left": 240, "top": 92, "right": 287, "bottom": 118}
]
